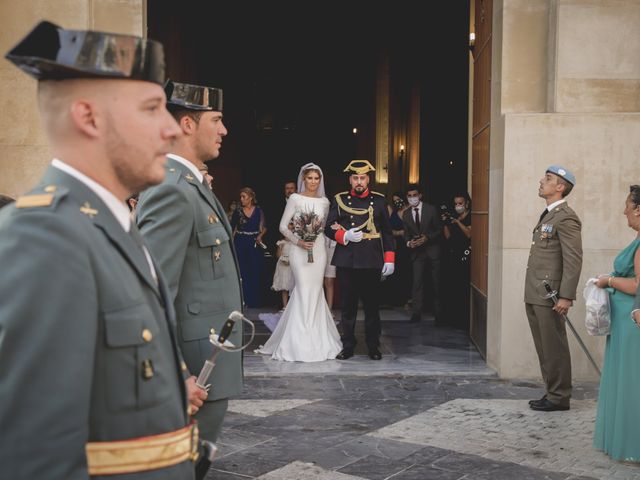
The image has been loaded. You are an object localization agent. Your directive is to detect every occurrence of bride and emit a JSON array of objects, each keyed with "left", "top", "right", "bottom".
[{"left": 257, "top": 163, "right": 342, "bottom": 362}]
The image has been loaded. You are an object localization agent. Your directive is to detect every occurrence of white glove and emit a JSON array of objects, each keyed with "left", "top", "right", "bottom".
[
  {"left": 381, "top": 262, "right": 395, "bottom": 277},
  {"left": 344, "top": 228, "right": 363, "bottom": 243}
]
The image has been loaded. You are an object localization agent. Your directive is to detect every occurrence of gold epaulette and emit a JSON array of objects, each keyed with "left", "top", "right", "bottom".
[
  {"left": 371, "top": 191, "right": 385, "bottom": 197},
  {"left": 86, "top": 423, "right": 199, "bottom": 475},
  {"left": 15, "top": 194, "right": 54, "bottom": 208},
  {"left": 15, "top": 184, "right": 63, "bottom": 209},
  {"left": 335, "top": 191, "right": 349, "bottom": 198}
]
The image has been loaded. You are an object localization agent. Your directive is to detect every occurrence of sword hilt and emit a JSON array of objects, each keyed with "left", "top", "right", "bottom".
[{"left": 196, "top": 360, "right": 215, "bottom": 390}]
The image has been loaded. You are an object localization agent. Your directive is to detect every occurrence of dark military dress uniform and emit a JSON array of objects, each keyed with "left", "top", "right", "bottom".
[{"left": 325, "top": 187, "right": 394, "bottom": 352}]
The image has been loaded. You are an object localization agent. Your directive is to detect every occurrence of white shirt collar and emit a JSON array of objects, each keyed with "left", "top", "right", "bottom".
[
  {"left": 546, "top": 199, "right": 566, "bottom": 212},
  {"left": 52, "top": 158, "right": 131, "bottom": 232},
  {"left": 167, "top": 153, "right": 204, "bottom": 183}
]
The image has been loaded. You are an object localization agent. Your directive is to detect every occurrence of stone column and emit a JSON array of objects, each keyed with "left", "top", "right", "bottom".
[{"left": 489, "top": 0, "right": 640, "bottom": 381}]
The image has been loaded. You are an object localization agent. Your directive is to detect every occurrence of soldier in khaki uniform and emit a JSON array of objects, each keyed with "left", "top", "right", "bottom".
[
  {"left": 525, "top": 165, "right": 583, "bottom": 412},
  {"left": 0, "top": 22, "right": 198, "bottom": 478},
  {"left": 137, "top": 81, "right": 243, "bottom": 443}
]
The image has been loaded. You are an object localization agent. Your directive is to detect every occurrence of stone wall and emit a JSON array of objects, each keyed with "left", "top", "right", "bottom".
[{"left": 0, "top": 0, "right": 144, "bottom": 198}]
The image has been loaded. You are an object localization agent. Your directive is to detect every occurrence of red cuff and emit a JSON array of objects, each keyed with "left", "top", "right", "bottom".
[
  {"left": 335, "top": 229, "right": 346, "bottom": 245},
  {"left": 384, "top": 251, "right": 395, "bottom": 263}
]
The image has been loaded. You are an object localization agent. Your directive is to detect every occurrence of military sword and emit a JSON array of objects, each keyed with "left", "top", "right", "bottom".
[
  {"left": 195, "top": 310, "right": 243, "bottom": 391},
  {"left": 542, "top": 281, "right": 601, "bottom": 376}
]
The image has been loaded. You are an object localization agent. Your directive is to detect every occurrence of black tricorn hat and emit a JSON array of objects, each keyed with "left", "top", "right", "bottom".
[
  {"left": 165, "top": 80, "right": 223, "bottom": 112},
  {"left": 5, "top": 21, "right": 165, "bottom": 85},
  {"left": 344, "top": 160, "right": 376, "bottom": 175}
]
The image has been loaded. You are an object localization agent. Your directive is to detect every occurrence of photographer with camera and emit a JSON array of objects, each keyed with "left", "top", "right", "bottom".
[
  {"left": 402, "top": 185, "right": 443, "bottom": 324},
  {"left": 441, "top": 192, "right": 472, "bottom": 329}
]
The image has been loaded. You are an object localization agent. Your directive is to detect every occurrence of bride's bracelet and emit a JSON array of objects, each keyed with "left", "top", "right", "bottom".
[{"left": 632, "top": 310, "right": 640, "bottom": 329}]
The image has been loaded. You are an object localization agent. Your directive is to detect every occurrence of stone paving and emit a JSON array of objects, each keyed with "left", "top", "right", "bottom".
[{"left": 202, "top": 308, "right": 637, "bottom": 480}]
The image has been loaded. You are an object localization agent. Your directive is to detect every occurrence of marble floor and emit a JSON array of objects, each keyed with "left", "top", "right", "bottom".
[{"left": 204, "top": 308, "right": 628, "bottom": 480}]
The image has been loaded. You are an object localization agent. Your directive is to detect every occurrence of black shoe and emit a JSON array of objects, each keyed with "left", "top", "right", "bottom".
[
  {"left": 336, "top": 348, "right": 354, "bottom": 360},
  {"left": 368, "top": 347, "right": 382, "bottom": 360},
  {"left": 528, "top": 395, "right": 547, "bottom": 407},
  {"left": 409, "top": 313, "right": 421, "bottom": 323},
  {"left": 529, "top": 399, "right": 569, "bottom": 411}
]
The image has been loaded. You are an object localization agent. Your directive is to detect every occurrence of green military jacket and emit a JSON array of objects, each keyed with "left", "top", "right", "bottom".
[
  {"left": 0, "top": 166, "right": 192, "bottom": 479},
  {"left": 524, "top": 201, "right": 583, "bottom": 306},
  {"left": 137, "top": 157, "right": 243, "bottom": 401}
]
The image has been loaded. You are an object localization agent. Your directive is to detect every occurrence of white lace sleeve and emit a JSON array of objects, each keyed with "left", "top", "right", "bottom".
[{"left": 279, "top": 194, "right": 299, "bottom": 245}]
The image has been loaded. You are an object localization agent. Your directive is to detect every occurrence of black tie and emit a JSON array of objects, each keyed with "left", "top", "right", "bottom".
[
  {"left": 414, "top": 207, "right": 420, "bottom": 229},
  {"left": 538, "top": 208, "right": 548, "bottom": 224}
]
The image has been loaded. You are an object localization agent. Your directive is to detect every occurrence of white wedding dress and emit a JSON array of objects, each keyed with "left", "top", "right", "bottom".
[{"left": 257, "top": 193, "right": 342, "bottom": 362}]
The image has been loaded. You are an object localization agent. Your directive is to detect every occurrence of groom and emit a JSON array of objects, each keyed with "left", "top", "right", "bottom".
[{"left": 325, "top": 160, "right": 395, "bottom": 360}]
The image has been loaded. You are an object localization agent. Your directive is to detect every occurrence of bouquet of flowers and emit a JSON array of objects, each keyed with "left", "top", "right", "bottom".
[{"left": 292, "top": 209, "right": 323, "bottom": 263}]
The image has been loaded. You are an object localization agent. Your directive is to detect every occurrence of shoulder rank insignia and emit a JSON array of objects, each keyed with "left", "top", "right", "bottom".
[
  {"left": 371, "top": 191, "right": 385, "bottom": 197},
  {"left": 15, "top": 193, "right": 54, "bottom": 209},
  {"left": 80, "top": 201, "right": 98, "bottom": 218},
  {"left": 185, "top": 174, "right": 195, "bottom": 181}
]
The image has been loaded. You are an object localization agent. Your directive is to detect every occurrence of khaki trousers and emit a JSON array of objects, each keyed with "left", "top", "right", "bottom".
[{"left": 525, "top": 303, "right": 572, "bottom": 406}]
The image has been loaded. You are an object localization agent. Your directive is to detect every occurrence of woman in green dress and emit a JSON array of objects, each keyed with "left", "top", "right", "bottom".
[{"left": 593, "top": 184, "right": 640, "bottom": 462}]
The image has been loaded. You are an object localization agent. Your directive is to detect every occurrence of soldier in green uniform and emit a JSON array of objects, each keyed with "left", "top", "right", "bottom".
[
  {"left": 137, "top": 81, "right": 243, "bottom": 443},
  {"left": 525, "top": 165, "right": 583, "bottom": 412},
  {"left": 325, "top": 160, "right": 395, "bottom": 360},
  {"left": 0, "top": 21, "right": 199, "bottom": 478}
]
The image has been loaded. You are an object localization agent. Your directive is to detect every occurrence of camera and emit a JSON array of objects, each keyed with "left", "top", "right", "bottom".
[{"left": 439, "top": 204, "right": 455, "bottom": 225}]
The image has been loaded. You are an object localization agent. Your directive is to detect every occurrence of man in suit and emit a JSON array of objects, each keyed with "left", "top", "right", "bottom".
[
  {"left": 402, "top": 184, "right": 443, "bottom": 324},
  {"left": 137, "top": 80, "right": 243, "bottom": 443},
  {"left": 0, "top": 21, "right": 198, "bottom": 478},
  {"left": 325, "top": 160, "right": 395, "bottom": 360},
  {"left": 525, "top": 165, "right": 582, "bottom": 412},
  {"left": 284, "top": 180, "right": 297, "bottom": 200}
]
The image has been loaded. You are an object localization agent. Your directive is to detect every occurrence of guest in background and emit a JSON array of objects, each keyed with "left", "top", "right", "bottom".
[
  {"left": 442, "top": 192, "right": 472, "bottom": 329},
  {"left": 272, "top": 236, "right": 295, "bottom": 309},
  {"left": 277, "top": 180, "right": 298, "bottom": 307},
  {"left": 232, "top": 187, "right": 267, "bottom": 307},
  {"left": 227, "top": 199, "right": 238, "bottom": 220},
  {"left": 593, "top": 184, "right": 640, "bottom": 462},
  {"left": 284, "top": 180, "right": 297, "bottom": 200},
  {"left": 402, "top": 185, "right": 443, "bottom": 324},
  {"left": 385, "top": 191, "right": 411, "bottom": 307}
]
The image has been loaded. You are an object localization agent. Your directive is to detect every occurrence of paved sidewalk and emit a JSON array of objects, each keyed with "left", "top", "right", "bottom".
[{"left": 203, "top": 308, "right": 635, "bottom": 480}]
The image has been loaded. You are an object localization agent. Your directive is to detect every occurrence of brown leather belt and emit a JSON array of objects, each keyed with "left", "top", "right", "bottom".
[{"left": 86, "top": 422, "right": 198, "bottom": 475}]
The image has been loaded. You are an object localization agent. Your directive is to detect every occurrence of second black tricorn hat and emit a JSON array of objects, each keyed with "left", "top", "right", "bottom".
[
  {"left": 4, "top": 21, "right": 165, "bottom": 84},
  {"left": 165, "top": 80, "right": 223, "bottom": 112}
]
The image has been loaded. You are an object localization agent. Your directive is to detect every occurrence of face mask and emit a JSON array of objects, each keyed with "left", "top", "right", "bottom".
[
  {"left": 393, "top": 199, "right": 404, "bottom": 209},
  {"left": 455, "top": 205, "right": 466, "bottom": 214},
  {"left": 407, "top": 197, "right": 420, "bottom": 207}
]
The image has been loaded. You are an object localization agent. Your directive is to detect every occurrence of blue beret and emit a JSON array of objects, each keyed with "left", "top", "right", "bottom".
[{"left": 546, "top": 165, "right": 576, "bottom": 186}]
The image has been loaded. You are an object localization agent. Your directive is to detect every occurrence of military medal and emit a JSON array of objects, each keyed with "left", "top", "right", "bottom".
[{"left": 540, "top": 223, "right": 553, "bottom": 239}]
